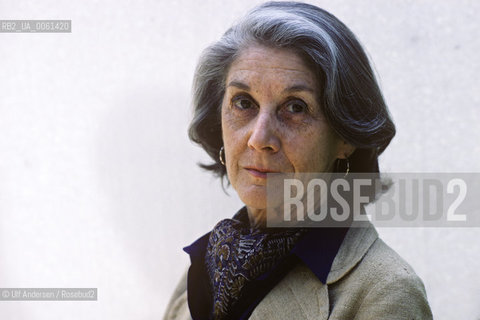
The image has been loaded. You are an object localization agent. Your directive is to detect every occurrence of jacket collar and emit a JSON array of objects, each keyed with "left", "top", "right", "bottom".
[
  {"left": 291, "top": 226, "right": 348, "bottom": 284},
  {"left": 184, "top": 208, "right": 379, "bottom": 286},
  {"left": 183, "top": 206, "right": 350, "bottom": 285},
  {"left": 327, "top": 220, "right": 379, "bottom": 284},
  {"left": 184, "top": 209, "right": 379, "bottom": 287}
]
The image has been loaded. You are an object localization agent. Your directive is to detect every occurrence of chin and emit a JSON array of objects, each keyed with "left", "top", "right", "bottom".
[{"left": 237, "top": 186, "right": 268, "bottom": 211}]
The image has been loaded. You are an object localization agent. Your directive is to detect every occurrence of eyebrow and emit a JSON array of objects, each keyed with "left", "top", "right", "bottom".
[
  {"left": 226, "top": 80, "right": 315, "bottom": 94},
  {"left": 227, "top": 81, "right": 250, "bottom": 91}
]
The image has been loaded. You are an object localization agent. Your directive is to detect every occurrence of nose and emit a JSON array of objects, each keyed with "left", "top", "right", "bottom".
[{"left": 247, "top": 110, "right": 281, "bottom": 152}]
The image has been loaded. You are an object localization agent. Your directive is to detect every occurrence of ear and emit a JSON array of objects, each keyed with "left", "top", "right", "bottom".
[{"left": 336, "top": 140, "right": 355, "bottom": 159}]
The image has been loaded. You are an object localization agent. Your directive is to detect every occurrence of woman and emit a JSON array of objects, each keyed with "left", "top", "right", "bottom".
[{"left": 164, "top": 2, "right": 432, "bottom": 319}]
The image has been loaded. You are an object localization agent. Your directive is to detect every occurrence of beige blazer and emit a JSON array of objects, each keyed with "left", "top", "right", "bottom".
[{"left": 163, "top": 222, "right": 433, "bottom": 320}]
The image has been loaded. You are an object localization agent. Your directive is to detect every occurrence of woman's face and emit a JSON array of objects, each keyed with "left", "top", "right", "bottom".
[{"left": 221, "top": 44, "right": 352, "bottom": 212}]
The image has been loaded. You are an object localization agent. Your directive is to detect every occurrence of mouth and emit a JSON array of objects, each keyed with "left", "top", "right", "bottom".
[{"left": 244, "top": 167, "right": 278, "bottom": 179}]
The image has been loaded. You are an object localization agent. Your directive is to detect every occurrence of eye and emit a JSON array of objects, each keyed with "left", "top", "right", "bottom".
[
  {"left": 285, "top": 99, "right": 308, "bottom": 114},
  {"left": 232, "top": 95, "right": 255, "bottom": 110}
]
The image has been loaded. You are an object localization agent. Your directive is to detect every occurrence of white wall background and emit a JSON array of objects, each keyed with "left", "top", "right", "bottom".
[{"left": 0, "top": 0, "right": 479, "bottom": 319}]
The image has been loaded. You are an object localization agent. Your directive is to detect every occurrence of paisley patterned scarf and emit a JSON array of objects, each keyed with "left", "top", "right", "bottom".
[{"left": 204, "top": 208, "right": 306, "bottom": 319}]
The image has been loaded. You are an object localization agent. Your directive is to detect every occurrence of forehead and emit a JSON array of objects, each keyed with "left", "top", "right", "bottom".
[{"left": 226, "top": 45, "right": 318, "bottom": 88}]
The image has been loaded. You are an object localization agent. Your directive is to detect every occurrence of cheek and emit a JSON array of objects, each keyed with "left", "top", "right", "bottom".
[
  {"left": 221, "top": 106, "right": 251, "bottom": 151},
  {"left": 222, "top": 104, "right": 252, "bottom": 134},
  {"left": 221, "top": 113, "right": 243, "bottom": 182},
  {"left": 286, "top": 128, "right": 339, "bottom": 171}
]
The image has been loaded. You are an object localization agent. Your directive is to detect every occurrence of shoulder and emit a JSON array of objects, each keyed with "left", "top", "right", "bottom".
[
  {"left": 328, "top": 234, "right": 433, "bottom": 319},
  {"left": 346, "top": 236, "right": 424, "bottom": 284},
  {"left": 327, "top": 220, "right": 427, "bottom": 288},
  {"left": 265, "top": 222, "right": 433, "bottom": 319},
  {"left": 360, "top": 237, "right": 424, "bottom": 283}
]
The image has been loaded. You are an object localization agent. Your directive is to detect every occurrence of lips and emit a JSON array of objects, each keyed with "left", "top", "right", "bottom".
[{"left": 244, "top": 166, "right": 279, "bottom": 179}]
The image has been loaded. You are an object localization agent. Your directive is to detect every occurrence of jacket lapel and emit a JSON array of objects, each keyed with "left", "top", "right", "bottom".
[
  {"left": 249, "top": 263, "right": 330, "bottom": 320},
  {"left": 327, "top": 220, "right": 378, "bottom": 284}
]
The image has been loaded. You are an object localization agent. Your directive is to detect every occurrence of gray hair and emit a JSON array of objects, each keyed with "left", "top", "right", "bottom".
[{"left": 188, "top": 1, "right": 396, "bottom": 181}]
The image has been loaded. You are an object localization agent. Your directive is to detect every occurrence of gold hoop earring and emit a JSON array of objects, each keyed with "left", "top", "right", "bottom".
[
  {"left": 337, "top": 158, "right": 350, "bottom": 178},
  {"left": 344, "top": 158, "right": 350, "bottom": 178},
  {"left": 219, "top": 146, "right": 225, "bottom": 166}
]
